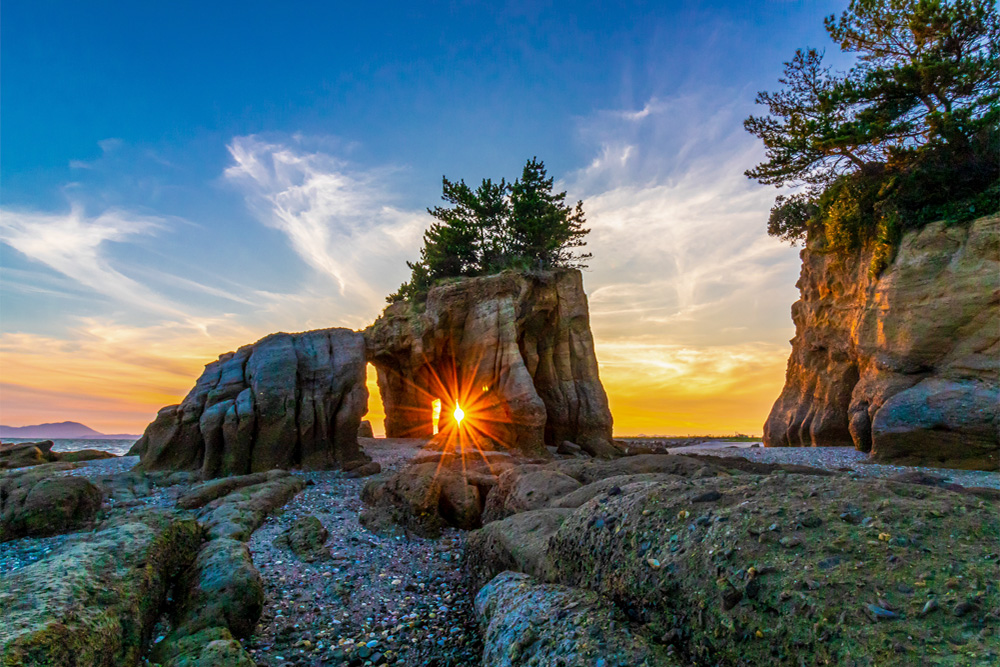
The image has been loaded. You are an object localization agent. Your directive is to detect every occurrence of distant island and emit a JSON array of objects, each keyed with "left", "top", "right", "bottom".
[{"left": 0, "top": 421, "right": 139, "bottom": 440}]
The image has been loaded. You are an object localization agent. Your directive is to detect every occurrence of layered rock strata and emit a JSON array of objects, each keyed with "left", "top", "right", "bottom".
[
  {"left": 366, "top": 269, "right": 615, "bottom": 457},
  {"left": 133, "top": 328, "right": 369, "bottom": 478},
  {"left": 764, "top": 215, "right": 999, "bottom": 469}
]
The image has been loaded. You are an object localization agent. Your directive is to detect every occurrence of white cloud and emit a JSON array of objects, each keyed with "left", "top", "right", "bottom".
[
  {"left": 0, "top": 205, "right": 191, "bottom": 318},
  {"left": 224, "top": 135, "right": 426, "bottom": 305},
  {"left": 567, "top": 91, "right": 802, "bottom": 350}
]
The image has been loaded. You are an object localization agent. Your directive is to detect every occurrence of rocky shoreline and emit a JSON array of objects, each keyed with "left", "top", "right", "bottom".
[{"left": 2, "top": 439, "right": 998, "bottom": 666}]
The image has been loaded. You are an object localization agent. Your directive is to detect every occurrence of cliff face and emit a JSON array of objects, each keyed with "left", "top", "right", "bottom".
[
  {"left": 133, "top": 328, "right": 368, "bottom": 477},
  {"left": 764, "top": 215, "right": 999, "bottom": 469},
  {"left": 365, "top": 269, "right": 615, "bottom": 457}
]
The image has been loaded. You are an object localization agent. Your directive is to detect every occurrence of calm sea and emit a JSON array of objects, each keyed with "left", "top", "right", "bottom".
[{"left": 2, "top": 438, "right": 138, "bottom": 457}]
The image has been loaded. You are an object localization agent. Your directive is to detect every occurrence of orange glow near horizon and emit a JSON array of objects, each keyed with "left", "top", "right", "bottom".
[{"left": 0, "top": 328, "right": 786, "bottom": 438}]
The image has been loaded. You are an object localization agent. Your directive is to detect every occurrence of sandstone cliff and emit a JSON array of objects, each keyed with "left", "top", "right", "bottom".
[
  {"left": 764, "top": 214, "right": 999, "bottom": 469},
  {"left": 133, "top": 328, "right": 368, "bottom": 477},
  {"left": 366, "top": 269, "right": 615, "bottom": 457}
]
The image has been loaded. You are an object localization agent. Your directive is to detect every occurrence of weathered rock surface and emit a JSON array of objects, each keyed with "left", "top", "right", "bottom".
[
  {"left": 0, "top": 441, "right": 117, "bottom": 470},
  {"left": 357, "top": 420, "right": 375, "bottom": 438},
  {"left": 273, "top": 514, "right": 329, "bottom": 561},
  {"left": 765, "top": 215, "right": 999, "bottom": 469},
  {"left": 133, "top": 328, "right": 369, "bottom": 478},
  {"left": 176, "top": 470, "right": 291, "bottom": 510},
  {"left": 0, "top": 469, "right": 103, "bottom": 541},
  {"left": 360, "top": 459, "right": 501, "bottom": 537},
  {"left": 465, "top": 468, "right": 1000, "bottom": 666},
  {"left": 197, "top": 474, "right": 307, "bottom": 541},
  {"left": 151, "top": 538, "right": 263, "bottom": 666},
  {"left": 475, "top": 571, "right": 673, "bottom": 667},
  {"left": 366, "top": 269, "right": 615, "bottom": 457},
  {"left": 0, "top": 510, "right": 202, "bottom": 666}
]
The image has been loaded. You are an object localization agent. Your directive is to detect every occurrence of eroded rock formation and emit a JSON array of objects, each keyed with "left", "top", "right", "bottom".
[
  {"left": 366, "top": 269, "right": 615, "bottom": 457},
  {"left": 765, "top": 215, "right": 999, "bottom": 469},
  {"left": 133, "top": 328, "right": 368, "bottom": 478}
]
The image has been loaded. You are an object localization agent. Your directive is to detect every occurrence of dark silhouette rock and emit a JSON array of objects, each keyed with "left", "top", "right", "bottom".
[
  {"left": 134, "top": 328, "right": 369, "bottom": 478},
  {"left": 0, "top": 441, "right": 116, "bottom": 469},
  {"left": 358, "top": 420, "right": 375, "bottom": 438},
  {"left": 366, "top": 269, "right": 615, "bottom": 458},
  {"left": 764, "top": 215, "right": 998, "bottom": 470}
]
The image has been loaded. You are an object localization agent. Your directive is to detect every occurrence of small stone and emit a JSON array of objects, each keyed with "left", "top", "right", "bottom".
[
  {"left": 919, "top": 599, "right": 939, "bottom": 616},
  {"left": 866, "top": 603, "right": 899, "bottom": 620},
  {"left": 693, "top": 490, "right": 722, "bottom": 503},
  {"left": 647, "top": 558, "right": 661, "bottom": 569},
  {"left": 953, "top": 601, "right": 975, "bottom": 617}
]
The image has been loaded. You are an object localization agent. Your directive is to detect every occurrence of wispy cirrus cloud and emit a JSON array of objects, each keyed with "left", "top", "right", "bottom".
[
  {"left": 224, "top": 135, "right": 426, "bottom": 303},
  {"left": 0, "top": 205, "right": 191, "bottom": 318},
  {"left": 565, "top": 91, "right": 801, "bottom": 434}
]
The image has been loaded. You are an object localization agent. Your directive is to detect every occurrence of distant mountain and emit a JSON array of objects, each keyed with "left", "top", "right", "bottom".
[{"left": 0, "top": 421, "right": 139, "bottom": 440}]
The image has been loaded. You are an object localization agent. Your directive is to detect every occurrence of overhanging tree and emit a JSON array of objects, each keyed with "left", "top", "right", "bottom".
[{"left": 745, "top": 0, "right": 999, "bottom": 248}]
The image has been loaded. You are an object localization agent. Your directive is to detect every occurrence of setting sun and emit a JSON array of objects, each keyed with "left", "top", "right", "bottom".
[{"left": 453, "top": 405, "right": 465, "bottom": 424}]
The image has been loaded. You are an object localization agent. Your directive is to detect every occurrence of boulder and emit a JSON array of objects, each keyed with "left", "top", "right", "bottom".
[
  {"left": 273, "top": 515, "right": 329, "bottom": 561},
  {"left": 0, "top": 442, "right": 116, "bottom": 470},
  {"left": 153, "top": 627, "right": 255, "bottom": 667},
  {"left": 360, "top": 460, "right": 498, "bottom": 536},
  {"left": 1, "top": 469, "right": 103, "bottom": 541},
  {"left": 764, "top": 214, "right": 999, "bottom": 469},
  {"left": 476, "top": 571, "right": 674, "bottom": 667},
  {"left": 134, "top": 328, "right": 369, "bottom": 477},
  {"left": 0, "top": 510, "right": 202, "bottom": 665},
  {"left": 366, "top": 269, "right": 615, "bottom": 457},
  {"left": 357, "top": 420, "right": 375, "bottom": 438},
  {"left": 481, "top": 469, "right": 582, "bottom": 523},
  {"left": 530, "top": 473, "right": 1000, "bottom": 666},
  {"left": 0, "top": 441, "right": 56, "bottom": 469},
  {"left": 465, "top": 508, "right": 571, "bottom": 593}
]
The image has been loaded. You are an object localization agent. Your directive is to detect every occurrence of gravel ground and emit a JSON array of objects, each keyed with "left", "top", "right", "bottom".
[{"left": 245, "top": 439, "right": 482, "bottom": 667}]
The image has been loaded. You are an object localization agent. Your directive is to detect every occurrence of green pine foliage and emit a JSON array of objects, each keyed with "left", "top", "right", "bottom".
[
  {"left": 388, "top": 158, "right": 591, "bottom": 303},
  {"left": 746, "top": 0, "right": 999, "bottom": 274}
]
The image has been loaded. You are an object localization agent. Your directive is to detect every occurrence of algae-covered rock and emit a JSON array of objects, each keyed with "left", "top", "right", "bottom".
[
  {"left": 197, "top": 475, "right": 306, "bottom": 541},
  {"left": 151, "top": 538, "right": 263, "bottom": 665},
  {"left": 540, "top": 473, "right": 1000, "bottom": 666},
  {"left": 0, "top": 510, "right": 203, "bottom": 666},
  {"left": 0, "top": 469, "right": 103, "bottom": 541},
  {"left": 273, "top": 515, "right": 329, "bottom": 561},
  {"left": 475, "top": 571, "right": 674, "bottom": 666},
  {"left": 154, "top": 627, "right": 256, "bottom": 667}
]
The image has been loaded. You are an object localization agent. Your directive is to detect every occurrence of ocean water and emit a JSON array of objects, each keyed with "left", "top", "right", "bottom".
[{"left": 1, "top": 438, "right": 138, "bottom": 457}]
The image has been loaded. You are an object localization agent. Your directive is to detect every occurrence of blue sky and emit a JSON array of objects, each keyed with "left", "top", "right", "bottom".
[{"left": 1, "top": 1, "right": 850, "bottom": 434}]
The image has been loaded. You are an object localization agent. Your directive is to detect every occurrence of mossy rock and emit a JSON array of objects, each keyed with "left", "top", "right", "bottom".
[
  {"left": 538, "top": 473, "right": 1000, "bottom": 666},
  {"left": 0, "top": 510, "right": 203, "bottom": 666},
  {"left": 0, "top": 470, "right": 103, "bottom": 542},
  {"left": 273, "top": 515, "right": 329, "bottom": 561}
]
